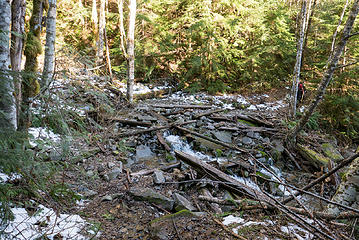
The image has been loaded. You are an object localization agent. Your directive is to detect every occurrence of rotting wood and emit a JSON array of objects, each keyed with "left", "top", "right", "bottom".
[
  {"left": 150, "top": 104, "right": 212, "bottom": 109},
  {"left": 162, "top": 109, "right": 186, "bottom": 116},
  {"left": 175, "top": 126, "right": 250, "bottom": 153},
  {"left": 108, "top": 117, "right": 152, "bottom": 127},
  {"left": 148, "top": 110, "right": 169, "bottom": 123},
  {"left": 209, "top": 116, "right": 235, "bottom": 122},
  {"left": 174, "top": 150, "right": 272, "bottom": 203},
  {"left": 218, "top": 126, "right": 278, "bottom": 133},
  {"left": 194, "top": 109, "right": 226, "bottom": 119},
  {"left": 236, "top": 114, "right": 274, "bottom": 128},
  {"left": 199, "top": 195, "right": 359, "bottom": 220},
  {"left": 156, "top": 131, "right": 171, "bottom": 151},
  {"left": 282, "top": 152, "right": 359, "bottom": 205},
  {"left": 130, "top": 162, "right": 180, "bottom": 177},
  {"left": 117, "top": 120, "right": 196, "bottom": 138}
]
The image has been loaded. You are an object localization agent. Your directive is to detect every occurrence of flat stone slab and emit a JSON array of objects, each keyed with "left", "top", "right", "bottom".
[
  {"left": 136, "top": 145, "right": 156, "bottom": 162},
  {"left": 129, "top": 187, "right": 174, "bottom": 211}
]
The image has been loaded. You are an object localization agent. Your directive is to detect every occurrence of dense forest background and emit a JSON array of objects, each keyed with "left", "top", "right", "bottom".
[{"left": 56, "top": 0, "right": 359, "bottom": 139}]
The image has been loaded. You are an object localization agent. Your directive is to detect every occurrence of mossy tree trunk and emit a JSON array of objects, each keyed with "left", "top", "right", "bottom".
[
  {"left": 327, "top": 150, "right": 359, "bottom": 216},
  {"left": 42, "top": 0, "right": 57, "bottom": 88},
  {"left": 0, "top": 0, "right": 17, "bottom": 131},
  {"left": 286, "top": 0, "right": 359, "bottom": 144},
  {"left": 21, "top": 0, "right": 47, "bottom": 130}
]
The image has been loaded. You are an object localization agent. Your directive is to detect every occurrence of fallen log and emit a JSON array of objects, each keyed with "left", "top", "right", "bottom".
[
  {"left": 130, "top": 162, "right": 181, "bottom": 177},
  {"left": 218, "top": 126, "right": 278, "bottom": 133},
  {"left": 150, "top": 104, "right": 212, "bottom": 109},
  {"left": 281, "top": 152, "right": 359, "bottom": 205},
  {"left": 174, "top": 150, "right": 271, "bottom": 203},
  {"left": 156, "top": 131, "right": 171, "bottom": 151},
  {"left": 175, "top": 126, "right": 250, "bottom": 153},
  {"left": 194, "top": 109, "right": 226, "bottom": 119},
  {"left": 108, "top": 118, "right": 152, "bottom": 127},
  {"left": 198, "top": 196, "right": 359, "bottom": 220},
  {"left": 117, "top": 120, "right": 196, "bottom": 138},
  {"left": 236, "top": 114, "right": 274, "bottom": 128}
]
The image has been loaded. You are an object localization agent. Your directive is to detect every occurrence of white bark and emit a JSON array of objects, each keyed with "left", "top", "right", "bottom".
[
  {"left": 290, "top": 0, "right": 307, "bottom": 118},
  {"left": 287, "top": 0, "right": 359, "bottom": 143},
  {"left": 0, "top": 0, "right": 17, "bottom": 131},
  {"left": 127, "top": 0, "right": 136, "bottom": 103},
  {"left": 96, "top": 0, "right": 105, "bottom": 65},
  {"left": 42, "top": 0, "right": 57, "bottom": 88}
]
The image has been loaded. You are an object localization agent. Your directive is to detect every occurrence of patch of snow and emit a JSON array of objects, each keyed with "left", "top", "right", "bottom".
[
  {"left": 280, "top": 223, "right": 314, "bottom": 240},
  {"left": 0, "top": 172, "right": 22, "bottom": 184},
  {"left": 247, "top": 105, "right": 257, "bottom": 110},
  {"left": 1, "top": 204, "right": 98, "bottom": 240},
  {"left": 28, "top": 127, "right": 61, "bottom": 147},
  {"left": 222, "top": 215, "right": 244, "bottom": 225}
]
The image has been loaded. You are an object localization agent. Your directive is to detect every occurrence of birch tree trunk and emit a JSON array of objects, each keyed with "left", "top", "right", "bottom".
[
  {"left": 117, "top": 0, "right": 127, "bottom": 58},
  {"left": 91, "top": 0, "right": 98, "bottom": 49},
  {"left": 0, "top": 0, "right": 17, "bottom": 131},
  {"left": 96, "top": 0, "right": 105, "bottom": 66},
  {"left": 42, "top": 0, "right": 57, "bottom": 88},
  {"left": 127, "top": 0, "right": 136, "bottom": 103},
  {"left": 10, "top": 0, "right": 26, "bottom": 128},
  {"left": 287, "top": 0, "right": 359, "bottom": 143},
  {"left": 290, "top": 0, "right": 308, "bottom": 118}
]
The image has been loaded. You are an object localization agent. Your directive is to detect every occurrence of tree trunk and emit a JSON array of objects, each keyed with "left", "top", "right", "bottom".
[
  {"left": 290, "top": 0, "right": 308, "bottom": 118},
  {"left": 21, "top": 0, "right": 45, "bottom": 130},
  {"left": 42, "top": 0, "right": 57, "bottom": 88},
  {"left": 117, "top": 0, "right": 127, "bottom": 58},
  {"left": 127, "top": 0, "right": 136, "bottom": 103},
  {"left": 287, "top": 0, "right": 359, "bottom": 143},
  {"left": 96, "top": 0, "right": 105, "bottom": 66},
  {"left": 327, "top": 150, "right": 359, "bottom": 216},
  {"left": 91, "top": 0, "right": 98, "bottom": 49},
  {"left": 0, "top": 0, "right": 17, "bottom": 131},
  {"left": 10, "top": 0, "right": 26, "bottom": 128}
]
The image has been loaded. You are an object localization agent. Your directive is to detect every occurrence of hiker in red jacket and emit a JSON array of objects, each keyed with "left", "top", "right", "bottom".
[{"left": 297, "top": 82, "right": 306, "bottom": 103}]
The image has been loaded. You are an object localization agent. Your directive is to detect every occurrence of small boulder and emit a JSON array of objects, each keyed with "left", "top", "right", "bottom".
[
  {"left": 173, "top": 193, "right": 196, "bottom": 211},
  {"left": 136, "top": 145, "right": 156, "bottom": 162},
  {"left": 129, "top": 187, "right": 174, "bottom": 211},
  {"left": 153, "top": 170, "right": 166, "bottom": 184}
]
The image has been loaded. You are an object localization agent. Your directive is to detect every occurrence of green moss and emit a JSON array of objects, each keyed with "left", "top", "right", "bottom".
[
  {"left": 150, "top": 209, "right": 193, "bottom": 224},
  {"left": 237, "top": 119, "right": 257, "bottom": 127},
  {"left": 24, "top": 32, "right": 42, "bottom": 57},
  {"left": 321, "top": 143, "right": 343, "bottom": 162},
  {"left": 298, "top": 144, "right": 329, "bottom": 167}
]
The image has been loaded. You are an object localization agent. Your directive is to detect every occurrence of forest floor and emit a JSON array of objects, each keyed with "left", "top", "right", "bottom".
[{"left": 1, "top": 50, "right": 358, "bottom": 240}]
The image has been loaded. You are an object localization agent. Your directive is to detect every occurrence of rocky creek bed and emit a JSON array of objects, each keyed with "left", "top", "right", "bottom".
[{"left": 1, "top": 68, "right": 358, "bottom": 239}]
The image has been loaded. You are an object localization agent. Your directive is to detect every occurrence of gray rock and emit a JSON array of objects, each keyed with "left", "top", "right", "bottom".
[
  {"left": 101, "top": 195, "right": 113, "bottom": 202},
  {"left": 86, "top": 170, "right": 95, "bottom": 177},
  {"left": 153, "top": 170, "right": 166, "bottom": 184},
  {"left": 136, "top": 145, "right": 156, "bottom": 162},
  {"left": 129, "top": 187, "right": 174, "bottom": 211},
  {"left": 137, "top": 115, "right": 157, "bottom": 122},
  {"left": 107, "top": 162, "right": 116, "bottom": 169},
  {"left": 242, "top": 136, "right": 253, "bottom": 145},
  {"left": 173, "top": 193, "right": 196, "bottom": 211},
  {"left": 263, "top": 137, "right": 270, "bottom": 143},
  {"left": 212, "top": 131, "right": 232, "bottom": 143},
  {"left": 206, "top": 124, "right": 215, "bottom": 130},
  {"left": 247, "top": 131, "right": 255, "bottom": 138},
  {"left": 108, "top": 167, "right": 122, "bottom": 180},
  {"left": 83, "top": 189, "right": 98, "bottom": 198}
]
